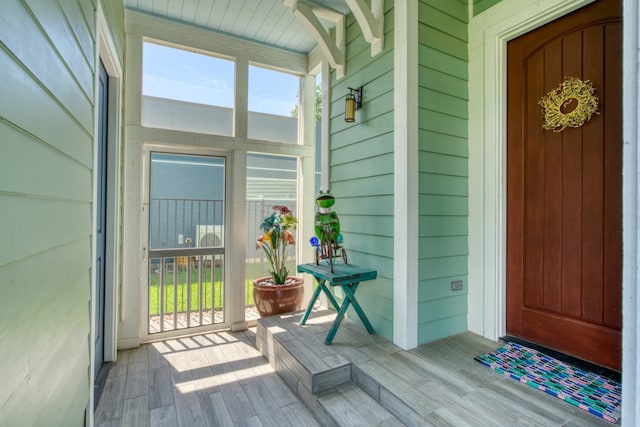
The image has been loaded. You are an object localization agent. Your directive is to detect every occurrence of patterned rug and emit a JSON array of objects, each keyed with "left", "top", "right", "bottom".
[{"left": 474, "top": 342, "right": 621, "bottom": 423}]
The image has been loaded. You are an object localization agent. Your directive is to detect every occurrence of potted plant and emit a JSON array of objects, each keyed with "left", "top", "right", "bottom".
[{"left": 253, "top": 205, "right": 304, "bottom": 317}]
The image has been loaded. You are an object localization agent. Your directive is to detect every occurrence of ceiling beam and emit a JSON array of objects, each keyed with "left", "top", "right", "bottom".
[
  {"left": 345, "top": 0, "right": 384, "bottom": 56},
  {"left": 283, "top": 0, "right": 345, "bottom": 79}
]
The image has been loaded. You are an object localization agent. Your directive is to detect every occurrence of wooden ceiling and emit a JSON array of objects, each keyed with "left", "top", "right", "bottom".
[{"left": 123, "top": 0, "right": 350, "bottom": 54}]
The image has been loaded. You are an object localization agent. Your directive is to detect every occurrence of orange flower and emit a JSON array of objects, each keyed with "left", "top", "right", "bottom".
[{"left": 283, "top": 230, "right": 295, "bottom": 245}]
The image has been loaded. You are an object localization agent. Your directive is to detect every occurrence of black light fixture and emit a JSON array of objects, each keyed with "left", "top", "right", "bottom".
[{"left": 344, "top": 86, "right": 362, "bottom": 122}]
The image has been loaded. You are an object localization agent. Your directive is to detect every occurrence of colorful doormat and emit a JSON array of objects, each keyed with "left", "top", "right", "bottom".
[{"left": 474, "top": 343, "right": 621, "bottom": 423}]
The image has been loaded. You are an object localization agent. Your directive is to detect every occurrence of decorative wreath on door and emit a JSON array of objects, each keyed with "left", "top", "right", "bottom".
[{"left": 538, "top": 76, "right": 599, "bottom": 132}]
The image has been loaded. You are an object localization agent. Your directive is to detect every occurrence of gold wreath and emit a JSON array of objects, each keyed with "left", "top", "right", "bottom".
[{"left": 539, "top": 76, "right": 599, "bottom": 132}]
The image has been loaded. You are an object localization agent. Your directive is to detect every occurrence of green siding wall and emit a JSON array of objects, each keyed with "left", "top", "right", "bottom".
[
  {"left": 474, "top": 0, "right": 502, "bottom": 16},
  {"left": 0, "top": 0, "right": 99, "bottom": 424},
  {"left": 417, "top": 0, "right": 470, "bottom": 344},
  {"left": 329, "top": 0, "right": 395, "bottom": 340}
]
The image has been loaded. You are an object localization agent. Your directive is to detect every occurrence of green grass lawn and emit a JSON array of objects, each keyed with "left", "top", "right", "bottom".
[{"left": 148, "top": 260, "right": 295, "bottom": 316}]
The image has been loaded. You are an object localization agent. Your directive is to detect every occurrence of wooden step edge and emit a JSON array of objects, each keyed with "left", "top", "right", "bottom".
[
  {"left": 257, "top": 320, "right": 352, "bottom": 394},
  {"left": 317, "top": 383, "right": 405, "bottom": 426},
  {"left": 353, "top": 365, "right": 427, "bottom": 426}
]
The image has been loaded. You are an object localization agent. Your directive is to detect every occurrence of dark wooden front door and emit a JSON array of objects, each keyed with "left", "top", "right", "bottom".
[{"left": 506, "top": 0, "right": 622, "bottom": 371}]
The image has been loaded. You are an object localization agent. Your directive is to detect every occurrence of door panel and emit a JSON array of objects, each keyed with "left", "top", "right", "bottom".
[
  {"left": 94, "top": 61, "right": 108, "bottom": 377},
  {"left": 506, "top": 0, "right": 622, "bottom": 370},
  {"left": 146, "top": 151, "right": 227, "bottom": 338}
]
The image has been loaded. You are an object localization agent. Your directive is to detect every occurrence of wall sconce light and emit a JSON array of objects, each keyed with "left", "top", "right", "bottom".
[{"left": 345, "top": 86, "right": 362, "bottom": 123}]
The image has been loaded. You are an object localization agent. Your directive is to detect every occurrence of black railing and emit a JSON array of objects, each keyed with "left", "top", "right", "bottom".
[{"left": 148, "top": 198, "right": 296, "bottom": 331}]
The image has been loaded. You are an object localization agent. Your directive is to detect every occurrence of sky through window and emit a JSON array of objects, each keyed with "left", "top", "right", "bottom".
[{"left": 143, "top": 42, "right": 300, "bottom": 117}]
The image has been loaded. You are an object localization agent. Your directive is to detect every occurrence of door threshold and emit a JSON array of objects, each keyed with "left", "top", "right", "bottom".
[{"left": 500, "top": 335, "right": 621, "bottom": 382}]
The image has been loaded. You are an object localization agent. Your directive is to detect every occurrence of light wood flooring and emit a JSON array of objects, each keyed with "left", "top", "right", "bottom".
[
  {"left": 96, "top": 311, "right": 617, "bottom": 426},
  {"left": 258, "top": 309, "right": 617, "bottom": 427},
  {"left": 95, "top": 329, "right": 319, "bottom": 427}
]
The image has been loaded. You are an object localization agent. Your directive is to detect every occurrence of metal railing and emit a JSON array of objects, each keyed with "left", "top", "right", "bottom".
[
  {"left": 148, "top": 198, "right": 296, "bottom": 332},
  {"left": 149, "top": 198, "right": 224, "bottom": 250},
  {"left": 148, "top": 252, "right": 224, "bottom": 333}
]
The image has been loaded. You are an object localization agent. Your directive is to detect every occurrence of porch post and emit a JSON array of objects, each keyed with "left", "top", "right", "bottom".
[
  {"left": 300, "top": 73, "right": 317, "bottom": 301},
  {"left": 229, "top": 150, "right": 248, "bottom": 331},
  {"left": 393, "top": 0, "right": 419, "bottom": 350}
]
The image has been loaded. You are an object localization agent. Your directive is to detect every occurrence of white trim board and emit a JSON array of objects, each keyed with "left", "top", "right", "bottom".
[
  {"left": 621, "top": 0, "right": 639, "bottom": 422},
  {"left": 97, "top": 7, "right": 123, "bottom": 367},
  {"left": 90, "top": 4, "right": 124, "bottom": 424},
  {"left": 393, "top": 0, "right": 419, "bottom": 350},
  {"left": 468, "top": 0, "right": 638, "bottom": 424}
]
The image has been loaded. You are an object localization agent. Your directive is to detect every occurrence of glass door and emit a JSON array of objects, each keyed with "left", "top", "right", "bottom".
[{"left": 146, "top": 152, "right": 227, "bottom": 335}]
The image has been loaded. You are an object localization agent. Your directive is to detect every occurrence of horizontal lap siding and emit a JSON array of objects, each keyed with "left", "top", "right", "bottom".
[
  {"left": 329, "top": 0, "right": 395, "bottom": 341},
  {"left": 417, "top": 0, "right": 470, "bottom": 344},
  {"left": 473, "top": 0, "right": 503, "bottom": 16},
  {"left": 0, "top": 0, "right": 97, "bottom": 424}
]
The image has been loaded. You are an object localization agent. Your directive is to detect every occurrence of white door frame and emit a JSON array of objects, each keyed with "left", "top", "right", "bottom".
[
  {"left": 140, "top": 143, "right": 234, "bottom": 342},
  {"left": 621, "top": 0, "right": 639, "bottom": 421},
  {"left": 468, "top": 0, "right": 638, "bottom": 423},
  {"left": 468, "top": 0, "right": 596, "bottom": 341},
  {"left": 90, "top": 2, "right": 123, "bottom": 421}
]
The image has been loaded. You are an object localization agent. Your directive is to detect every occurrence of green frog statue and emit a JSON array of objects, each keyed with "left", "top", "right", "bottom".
[{"left": 310, "top": 191, "right": 347, "bottom": 272}]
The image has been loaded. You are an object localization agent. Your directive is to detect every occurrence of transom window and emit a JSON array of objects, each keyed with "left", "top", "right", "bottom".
[
  {"left": 248, "top": 65, "right": 300, "bottom": 144},
  {"left": 142, "top": 41, "right": 235, "bottom": 136},
  {"left": 141, "top": 41, "right": 302, "bottom": 145}
]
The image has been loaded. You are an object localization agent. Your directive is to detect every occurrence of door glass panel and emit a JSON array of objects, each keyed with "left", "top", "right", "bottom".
[
  {"left": 148, "top": 153, "right": 226, "bottom": 333},
  {"left": 245, "top": 154, "right": 298, "bottom": 320}
]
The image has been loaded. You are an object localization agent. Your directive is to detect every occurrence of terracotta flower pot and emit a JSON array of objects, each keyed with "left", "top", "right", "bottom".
[{"left": 253, "top": 276, "right": 305, "bottom": 317}]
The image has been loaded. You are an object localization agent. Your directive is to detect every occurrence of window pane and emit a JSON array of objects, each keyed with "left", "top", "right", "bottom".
[
  {"left": 142, "top": 42, "right": 235, "bottom": 136},
  {"left": 245, "top": 154, "right": 298, "bottom": 320},
  {"left": 248, "top": 65, "right": 299, "bottom": 144},
  {"left": 149, "top": 153, "right": 225, "bottom": 250}
]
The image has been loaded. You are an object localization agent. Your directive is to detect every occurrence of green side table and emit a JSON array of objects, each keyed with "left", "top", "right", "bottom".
[{"left": 297, "top": 262, "right": 377, "bottom": 344}]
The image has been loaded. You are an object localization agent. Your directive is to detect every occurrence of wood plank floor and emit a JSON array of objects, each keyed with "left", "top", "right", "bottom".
[
  {"left": 95, "top": 329, "right": 319, "bottom": 427},
  {"left": 97, "top": 316, "right": 617, "bottom": 426}
]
